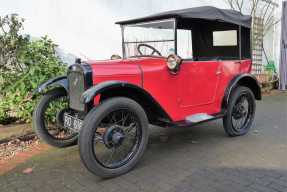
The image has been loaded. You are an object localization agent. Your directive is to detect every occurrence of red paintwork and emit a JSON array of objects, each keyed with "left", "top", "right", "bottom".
[{"left": 87, "top": 58, "right": 252, "bottom": 122}]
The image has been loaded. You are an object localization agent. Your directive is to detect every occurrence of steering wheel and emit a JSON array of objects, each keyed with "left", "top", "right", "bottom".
[{"left": 137, "top": 44, "right": 162, "bottom": 56}]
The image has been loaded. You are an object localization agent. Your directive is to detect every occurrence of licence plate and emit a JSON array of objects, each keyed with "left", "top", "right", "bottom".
[{"left": 64, "top": 113, "right": 83, "bottom": 132}]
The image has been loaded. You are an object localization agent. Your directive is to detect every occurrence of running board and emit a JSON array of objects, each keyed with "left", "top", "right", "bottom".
[{"left": 185, "top": 113, "right": 215, "bottom": 123}]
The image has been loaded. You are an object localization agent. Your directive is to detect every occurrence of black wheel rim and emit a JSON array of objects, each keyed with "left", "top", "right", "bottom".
[
  {"left": 42, "top": 96, "right": 77, "bottom": 140},
  {"left": 92, "top": 109, "right": 142, "bottom": 169},
  {"left": 231, "top": 92, "right": 254, "bottom": 131}
]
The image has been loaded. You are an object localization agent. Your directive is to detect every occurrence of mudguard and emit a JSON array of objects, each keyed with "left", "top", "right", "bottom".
[
  {"left": 80, "top": 80, "right": 141, "bottom": 103},
  {"left": 222, "top": 73, "right": 261, "bottom": 109},
  {"left": 81, "top": 80, "right": 172, "bottom": 123},
  {"left": 34, "top": 76, "right": 68, "bottom": 94}
]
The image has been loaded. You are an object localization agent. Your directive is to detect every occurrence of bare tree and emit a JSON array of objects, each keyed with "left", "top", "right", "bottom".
[
  {"left": 226, "top": 0, "right": 280, "bottom": 74},
  {"left": 225, "top": 0, "right": 279, "bottom": 36}
]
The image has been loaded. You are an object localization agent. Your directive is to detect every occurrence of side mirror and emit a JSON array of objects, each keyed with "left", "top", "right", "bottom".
[
  {"left": 166, "top": 54, "right": 182, "bottom": 74},
  {"left": 111, "top": 54, "right": 122, "bottom": 60}
]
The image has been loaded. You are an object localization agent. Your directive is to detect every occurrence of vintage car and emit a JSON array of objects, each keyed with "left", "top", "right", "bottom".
[{"left": 33, "top": 6, "right": 261, "bottom": 178}]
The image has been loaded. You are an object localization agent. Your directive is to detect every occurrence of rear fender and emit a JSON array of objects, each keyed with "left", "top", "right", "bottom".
[{"left": 222, "top": 73, "right": 261, "bottom": 110}]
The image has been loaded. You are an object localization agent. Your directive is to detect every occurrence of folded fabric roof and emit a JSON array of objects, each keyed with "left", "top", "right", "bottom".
[{"left": 116, "top": 6, "right": 251, "bottom": 28}]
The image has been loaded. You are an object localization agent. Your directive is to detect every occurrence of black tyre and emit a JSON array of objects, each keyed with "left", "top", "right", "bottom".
[
  {"left": 79, "top": 97, "right": 149, "bottom": 178},
  {"left": 223, "top": 86, "right": 256, "bottom": 137},
  {"left": 33, "top": 88, "right": 78, "bottom": 147}
]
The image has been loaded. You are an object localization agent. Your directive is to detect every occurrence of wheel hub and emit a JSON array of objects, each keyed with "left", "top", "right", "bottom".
[
  {"left": 233, "top": 102, "right": 247, "bottom": 119},
  {"left": 103, "top": 126, "right": 125, "bottom": 148}
]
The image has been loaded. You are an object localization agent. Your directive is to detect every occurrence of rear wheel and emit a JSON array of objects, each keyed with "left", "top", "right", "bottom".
[
  {"left": 33, "top": 88, "right": 78, "bottom": 147},
  {"left": 79, "top": 97, "right": 149, "bottom": 178},
  {"left": 223, "top": 86, "right": 256, "bottom": 137}
]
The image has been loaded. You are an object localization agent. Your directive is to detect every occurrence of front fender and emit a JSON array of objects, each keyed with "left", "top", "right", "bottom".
[
  {"left": 80, "top": 81, "right": 132, "bottom": 103},
  {"left": 34, "top": 76, "right": 68, "bottom": 94},
  {"left": 81, "top": 80, "right": 173, "bottom": 122}
]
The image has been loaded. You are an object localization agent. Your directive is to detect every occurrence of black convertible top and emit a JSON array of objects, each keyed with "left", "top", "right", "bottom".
[{"left": 116, "top": 6, "right": 251, "bottom": 28}]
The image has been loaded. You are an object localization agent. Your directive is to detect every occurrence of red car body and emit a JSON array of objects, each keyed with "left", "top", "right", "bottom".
[
  {"left": 35, "top": 6, "right": 262, "bottom": 127},
  {"left": 88, "top": 58, "right": 252, "bottom": 122}
]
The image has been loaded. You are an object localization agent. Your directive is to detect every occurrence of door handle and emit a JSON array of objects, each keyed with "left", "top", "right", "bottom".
[{"left": 235, "top": 61, "right": 241, "bottom": 64}]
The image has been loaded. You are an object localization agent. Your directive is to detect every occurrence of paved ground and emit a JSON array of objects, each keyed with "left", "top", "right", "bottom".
[{"left": 0, "top": 93, "right": 287, "bottom": 192}]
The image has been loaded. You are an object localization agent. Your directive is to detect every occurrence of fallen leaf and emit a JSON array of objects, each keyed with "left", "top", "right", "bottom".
[
  {"left": 22, "top": 167, "right": 33, "bottom": 174},
  {"left": 253, "top": 130, "right": 259, "bottom": 134}
]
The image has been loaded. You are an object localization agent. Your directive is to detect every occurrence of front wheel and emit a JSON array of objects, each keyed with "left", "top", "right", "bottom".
[
  {"left": 79, "top": 97, "right": 149, "bottom": 178},
  {"left": 33, "top": 88, "right": 78, "bottom": 147},
  {"left": 223, "top": 86, "right": 256, "bottom": 137}
]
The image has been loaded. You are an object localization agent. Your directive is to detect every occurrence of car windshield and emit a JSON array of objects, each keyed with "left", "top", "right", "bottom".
[{"left": 122, "top": 19, "right": 176, "bottom": 58}]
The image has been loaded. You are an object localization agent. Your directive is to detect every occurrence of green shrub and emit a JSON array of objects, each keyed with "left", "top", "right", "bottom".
[
  {"left": 0, "top": 14, "right": 29, "bottom": 73},
  {"left": 0, "top": 14, "right": 66, "bottom": 124}
]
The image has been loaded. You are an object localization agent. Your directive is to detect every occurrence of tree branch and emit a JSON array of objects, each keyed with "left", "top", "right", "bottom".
[
  {"left": 264, "top": 18, "right": 280, "bottom": 36},
  {"left": 261, "top": 0, "right": 272, "bottom": 20},
  {"left": 235, "top": 0, "right": 244, "bottom": 13},
  {"left": 226, "top": 0, "right": 236, "bottom": 10}
]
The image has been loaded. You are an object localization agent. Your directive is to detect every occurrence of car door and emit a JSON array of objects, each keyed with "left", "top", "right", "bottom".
[{"left": 178, "top": 60, "right": 221, "bottom": 108}]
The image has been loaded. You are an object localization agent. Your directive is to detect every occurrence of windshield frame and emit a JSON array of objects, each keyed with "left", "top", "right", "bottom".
[{"left": 120, "top": 18, "right": 177, "bottom": 58}]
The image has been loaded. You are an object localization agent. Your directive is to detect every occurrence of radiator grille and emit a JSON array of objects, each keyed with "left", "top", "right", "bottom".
[
  {"left": 67, "top": 64, "right": 93, "bottom": 112},
  {"left": 68, "top": 71, "right": 86, "bottom": 111}
]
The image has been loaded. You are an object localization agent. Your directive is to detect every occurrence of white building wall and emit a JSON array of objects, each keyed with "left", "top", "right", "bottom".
[
  {"left": 0, "top": 0, "right": 281, "bottom": 67},
  {"left": 273, "top": 0, "right": 284, "bottom": 72}
]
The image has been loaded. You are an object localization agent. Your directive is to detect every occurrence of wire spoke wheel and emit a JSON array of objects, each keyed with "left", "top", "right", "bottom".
[
  {"left": 223, "top": 86, "right": 256, "bottom": 137},
  {"left": 230, "top": 91, "right": 254, "bottom": 132},
  {"left": 33, "top": 88, "right": 78, "bottom": 148},
  {"left": 92, "top": 109, "right": 141, "bottom": 169},
  {"left": 42, "top": 95, "right": 77, "bottom": 140},
  {"left": 232, "top": 95, "right": 247, "bottom": 129},
  {"left": 79, "top": 97, "right": 149, "bottom": 178}
]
